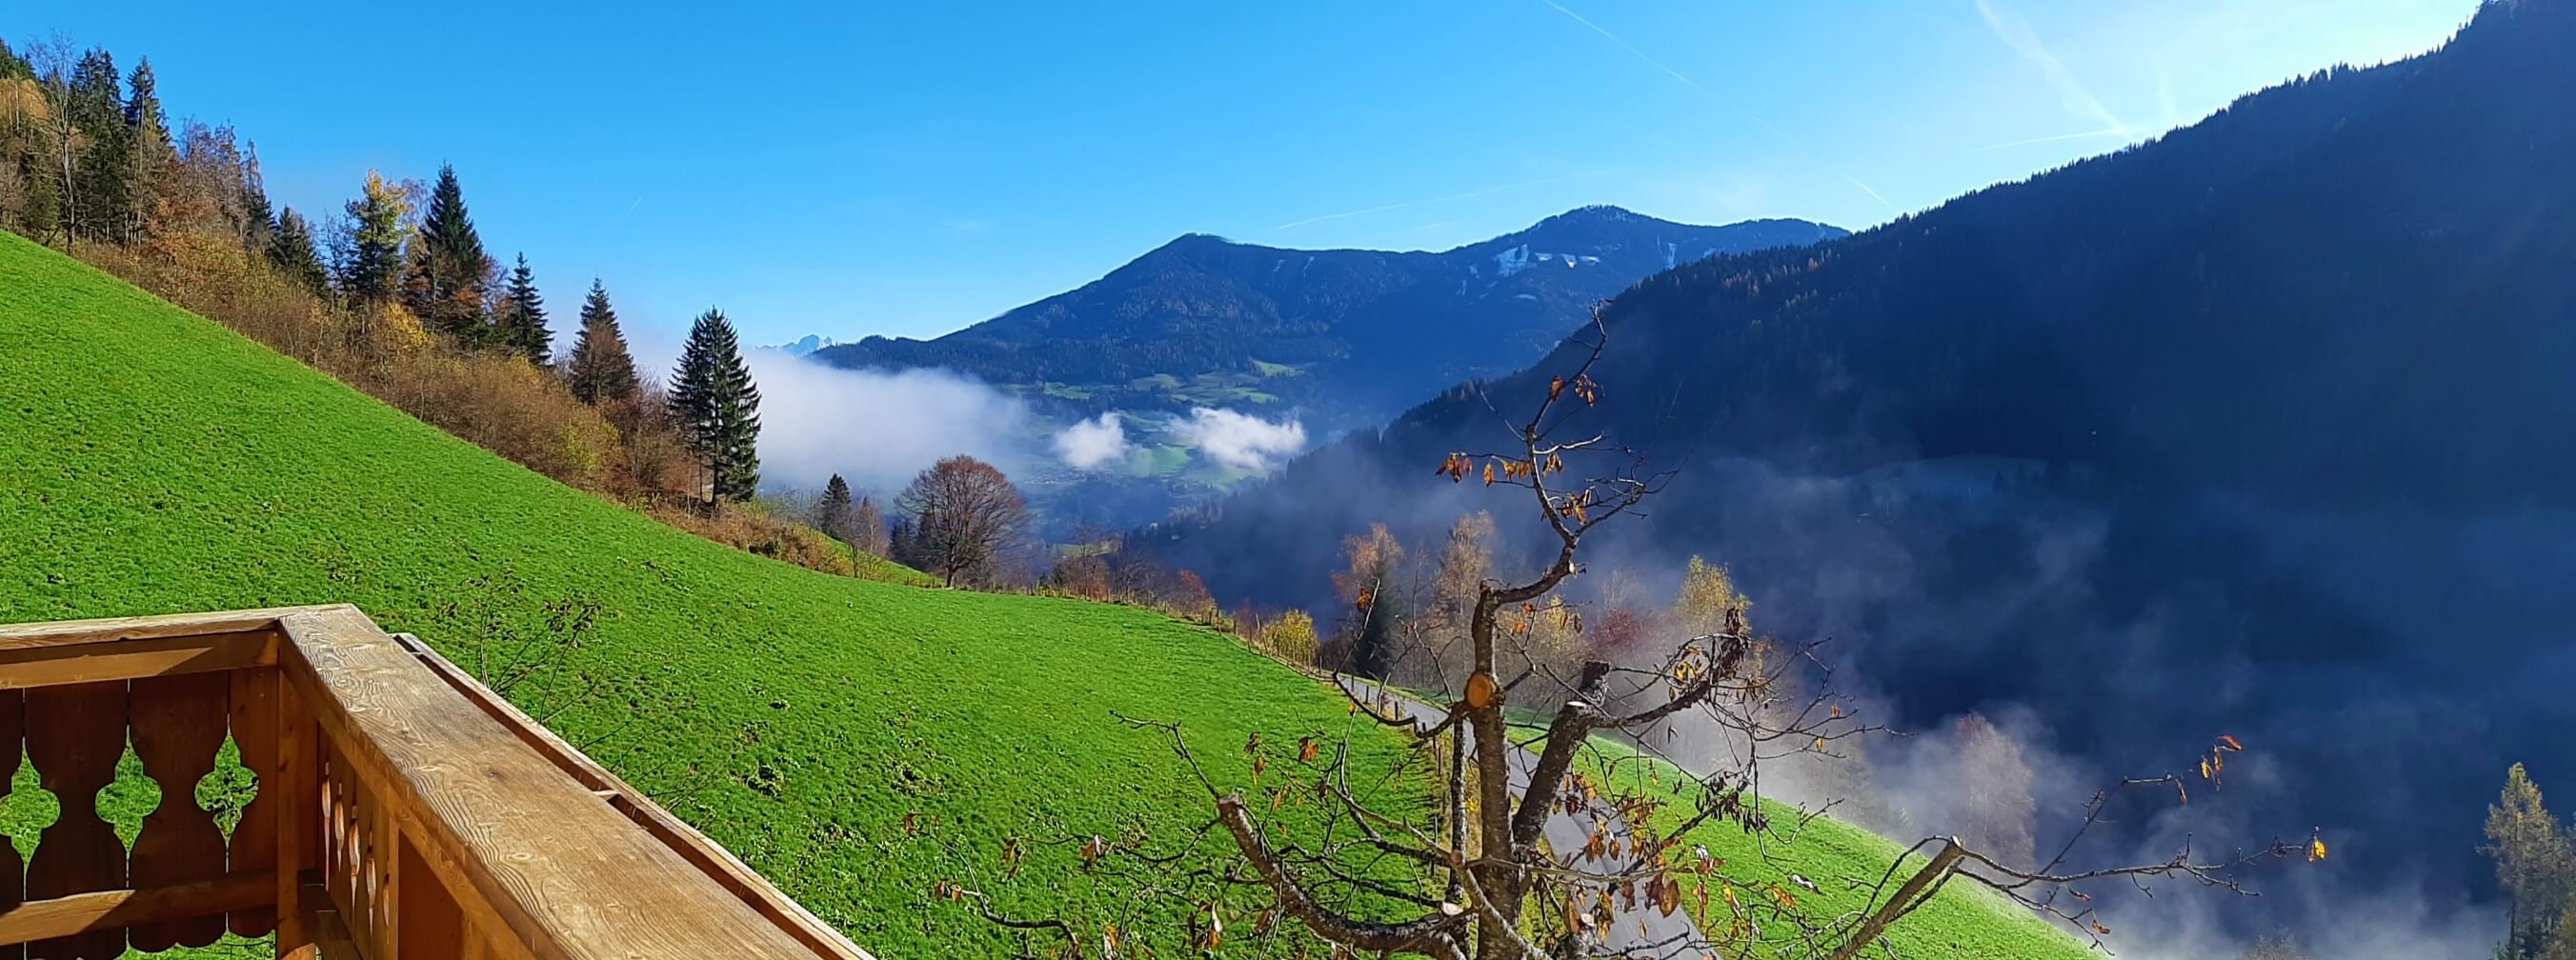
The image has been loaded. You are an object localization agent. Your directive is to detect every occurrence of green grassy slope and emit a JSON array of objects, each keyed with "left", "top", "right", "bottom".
[
  {"left": 0, "top": 231, "right": 1427, "bottom": 955},
  {"left": 1574, "top": 738, "right": 2092, "bottom": 960}
]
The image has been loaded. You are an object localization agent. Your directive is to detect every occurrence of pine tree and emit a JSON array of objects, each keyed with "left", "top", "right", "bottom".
[
  {"left": 567, "top": 280, "right": 642, "bottom": 405},
  {"left": 404, "top": 164, "right": 493, "bottom": 341},
  {"left": 668, "top": 309, "right": 762, "bottom": 506},
  {"left": 333, "top": 171, "right": 411, "bottom": 307},
  {"left": 494, "top": 254, "right": 551, "bottom": 365},
  {"left": 121, "top": 57, "right": 172, "bottom": 239},
  {"left": 237, "top": 142, "right": 273, "bottom": 253},
  {"left": 817, "top": 474, "right": 855, "bottom": 547},
  {"left": 268, "top": 208, "right": 330, "bottom": 294}
]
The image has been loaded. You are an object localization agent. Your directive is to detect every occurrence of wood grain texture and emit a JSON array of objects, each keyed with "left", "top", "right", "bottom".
[
  {"left": 278, "top": 605, "right": 833, "bottom": 958},
  {"left": 24, "top": 681, "right": 129, "bottom": 960},
  {"left": 227, "top": 667, "right": 281, "bottom": 937},
  {"left": 0, "top": 631, "right": 274, "bottom": 690},
  {"left": 0, "top": 608, "right": 320, "bottom": 649},
  {"left": 395, "top": 835, "right": 462, "bottom": 960},
  {"left": 0, "top": 690, "right": 22, "bottom": 960},
  {"left": 399, "top": 632, "right": 876, "bottom": 959},
  {"left": 298, "top": 885, "right": 361, "bottom": 959},
  {"left": 0, "top": 872, "right": 272, "bottom": 947},
  {"left": 273, "top": 681, "right": 321, "bottom": 960},
  {"left": 127, "top": 672, "right": 231, "bottom": 950}
]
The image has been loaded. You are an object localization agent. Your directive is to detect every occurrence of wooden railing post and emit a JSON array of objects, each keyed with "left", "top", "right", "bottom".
[{"left": 273, "top": 681, "right": 320, "bottom": 959}]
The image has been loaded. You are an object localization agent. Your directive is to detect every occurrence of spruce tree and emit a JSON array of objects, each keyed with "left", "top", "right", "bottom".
[
  {"left": 566, "top": 280, "right": 642, "bottom": 405},
  {"left": 68, "top": 49, "right": 128, "bottom": 240},
  {"left": 404, "top": 164, "right": 492, "bottom": 341},
  {"left": 268, "top": 208, "right": 330, "bottom": 294},
  {"left": 238, "top": 143, "right": 273, "bottom": 253},
  {"left": 668, "top": 309, "right": 762, "bottom": 506},
  {"left": 817, "top": 474, "right": 855, "bottom": 547},
  {"left": 121, "top": 57, "right": 172, "bottom": 238},
  {"left": 495, "top": 254, "right": 551, "bottom": 365}
]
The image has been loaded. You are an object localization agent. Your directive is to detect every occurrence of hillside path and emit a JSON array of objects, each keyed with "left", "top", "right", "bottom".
[{"left": 1336, "top": 677, "right": 1705, "bottom": 958}]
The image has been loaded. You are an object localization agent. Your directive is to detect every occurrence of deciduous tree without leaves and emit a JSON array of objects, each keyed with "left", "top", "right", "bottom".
[{"left": 896, "top": 455, "right": 1030, "bottom": 588}]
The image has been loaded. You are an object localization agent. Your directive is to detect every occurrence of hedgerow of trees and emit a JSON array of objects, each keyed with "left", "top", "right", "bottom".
[{"left": 0, "top": 33, "right": 908, "bottom": 579}]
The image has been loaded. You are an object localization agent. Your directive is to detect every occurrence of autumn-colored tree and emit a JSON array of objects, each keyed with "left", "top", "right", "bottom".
[
  {"left": 1169, "top": 570, "right": 1217, "bottom": 622},
  {"left": 333, "top": 170, "right": 412, "bottom": 308},
  {"left": 1051, "top": 552, "right": 1112, "bottom": 601},
  {"left": 2486, "top": 764, "right": 2575, "bottom": 957},
  {"left": 1258, "top": 610, "right": 1319, "bottom": 666},
  {"left": 1670, "top": 554, "right": 1751, "bottom": 638},
  {"left": 896, "top": 455, "right": 1030, "bottom": 588},
  {"left": 1331, "top": 523, "right": 1406, "bottom": 679}
]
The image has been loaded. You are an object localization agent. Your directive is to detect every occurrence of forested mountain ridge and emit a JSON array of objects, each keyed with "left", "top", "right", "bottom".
[
  {"left": 1144, "top": 0, "right": 2576, "bottom": 917},
  {"left": 815, "top": 208, "right": 1843, "bottom": 430}
]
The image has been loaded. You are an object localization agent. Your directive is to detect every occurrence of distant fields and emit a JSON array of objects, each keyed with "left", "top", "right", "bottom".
[{"left": 0, "top": 231, "right": 1426, "bottom": 956}]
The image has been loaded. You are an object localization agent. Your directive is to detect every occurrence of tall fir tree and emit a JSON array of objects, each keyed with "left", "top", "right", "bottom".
[
  {"left": 268, "top": 208, "right": 330, "bottom": 294},
  {"left": 403, "top": 164, "right": 492, "bottom": 341},
  {"left": 668, "top": 308, "right": 762, "bottom": 506},
  {"left": 333, "top": 171, "right": 411, "bottom": 307},
  {"left": 237, "top": 142, "right": 273, "bottom": 253},
  {"left": 566, "top": 280, "right": 642, "bottom": 405},
  {"left": 817, "top": 474, "right": 856, "bottom": 547},
  {"left": 494, "top": 254, "right": 551, "bottom": 365},
  {"left": 120, "top": 57, "right": 171, "bottom": 238},
  {"left": 67, "top": 48, "right": 128, "bottom": 240}
]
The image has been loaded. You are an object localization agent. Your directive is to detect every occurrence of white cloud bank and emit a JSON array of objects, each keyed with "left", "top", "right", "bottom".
[
  {"left": 1175, "top": 407, "right": 1307, "bottom": 470},
  {"left": 1053, "top": 412, "right": 1132, "bottom": 470},
  {"left": 743, "top": 350, "right": 1029, "bottom": 494}
]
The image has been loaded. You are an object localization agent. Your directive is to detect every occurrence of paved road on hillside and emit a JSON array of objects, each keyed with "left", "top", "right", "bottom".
[{"left": 1338, "top": 678, "right": 1705, "bottom": 958}]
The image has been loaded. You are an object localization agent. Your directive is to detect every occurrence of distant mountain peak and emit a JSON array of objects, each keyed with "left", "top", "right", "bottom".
[{"left": 767, "top": 334, "right": 839, "bottom": 357}]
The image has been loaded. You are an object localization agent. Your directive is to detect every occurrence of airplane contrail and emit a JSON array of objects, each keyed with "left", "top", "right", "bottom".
[{"left": 1532, "top": 0, "right": 1796, "bottom": 145}]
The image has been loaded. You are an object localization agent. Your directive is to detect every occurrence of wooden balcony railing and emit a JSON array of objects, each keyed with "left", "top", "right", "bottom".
[{"left": 0, "top": 605, "right": 875, "bottom": 959}]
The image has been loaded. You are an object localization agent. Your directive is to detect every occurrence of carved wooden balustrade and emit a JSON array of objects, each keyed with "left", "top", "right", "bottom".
[{"left": 0, "top": 606, "right": 875, "bottom": 959}]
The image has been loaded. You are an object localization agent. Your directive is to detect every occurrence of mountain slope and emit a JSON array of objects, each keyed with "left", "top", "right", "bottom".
[
  {"left": 1150, "top": 0, "right": 2576, "bottom": 923},
  {"left": 818, "top": 208, "right": 1842, "bottom": 431},
  {"left": 0, "top": 229, "right": 1424, "bottom": 956},
  {"left": 0, "top": 230, "right": 2086, "bottom": 958}
]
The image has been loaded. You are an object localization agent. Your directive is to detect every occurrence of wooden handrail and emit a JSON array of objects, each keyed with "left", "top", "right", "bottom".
[{"left": 0, "top": 606, "right": 872, "bottom": 959}]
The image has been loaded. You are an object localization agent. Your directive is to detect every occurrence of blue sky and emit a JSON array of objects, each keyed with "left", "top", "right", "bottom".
[{"left": 25, "top": 1, "right": 2476, "bottom": 351}]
